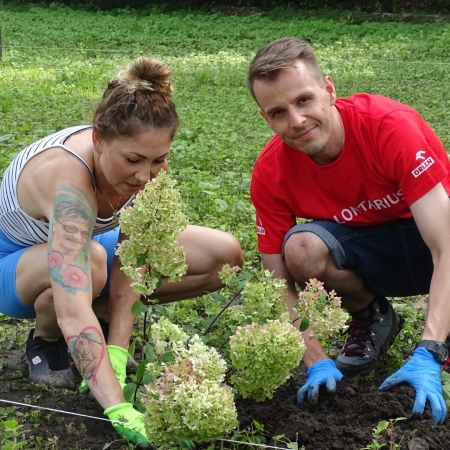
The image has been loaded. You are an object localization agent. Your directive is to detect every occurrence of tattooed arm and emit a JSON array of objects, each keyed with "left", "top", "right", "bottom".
[{"left": 48, "top": 185, "right": 124, "bottom": 409}]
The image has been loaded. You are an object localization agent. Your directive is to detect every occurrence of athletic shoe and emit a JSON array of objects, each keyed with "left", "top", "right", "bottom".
[
  {"left": 335, "top": 296, "right": 401, "bottom": 376},
  {"left": 24, "top": 329, "right": 76, "bottom": 389}
]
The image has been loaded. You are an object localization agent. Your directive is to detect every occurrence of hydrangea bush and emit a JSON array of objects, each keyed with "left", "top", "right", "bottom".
[
  {"left": 116, "top": 170, "right": 188, "bottom": 296},
  {"left": 294, "top": 278, "right": 350, "bottom": 341},
  {"left": 229, "top": 320, "right": 306, "bottom": 401},
  {"left": 142, "top": 320, "right": 237, "bottom": 445},
  {"left": 116, "top": 172, "right": 350, "bottom": 444},
  {"left": 210, "top": 265, "right": 290, "bottom": 346}
]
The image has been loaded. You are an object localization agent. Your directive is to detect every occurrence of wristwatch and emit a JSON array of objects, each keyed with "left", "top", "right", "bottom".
[{"left": 415, "top": 340, "right": 449, "bottom": 365}]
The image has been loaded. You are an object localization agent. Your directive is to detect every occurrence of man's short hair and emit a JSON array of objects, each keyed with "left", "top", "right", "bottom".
[{"left": 248, "top": 37, "right": 324, "bottom": 103}]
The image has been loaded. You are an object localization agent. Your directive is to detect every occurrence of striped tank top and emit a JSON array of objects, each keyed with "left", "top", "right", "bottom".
[{"left": 0, "top": 125, "right": 134, "bottom": 246}]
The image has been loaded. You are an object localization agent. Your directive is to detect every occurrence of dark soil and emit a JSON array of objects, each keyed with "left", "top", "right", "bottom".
[{"left": 1, "top": 337, "right": 450, "bottom": 450}]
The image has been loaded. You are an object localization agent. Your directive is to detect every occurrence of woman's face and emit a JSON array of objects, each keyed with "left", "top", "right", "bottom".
[
  {"left": 94, "top": 128, "right": 173, "bottom": 196},
  {"left": 52, "top": 217, "right": 89, "bottom": 255}
]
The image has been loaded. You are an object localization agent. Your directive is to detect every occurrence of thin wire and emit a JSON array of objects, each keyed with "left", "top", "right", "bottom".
[
  {"left": 0, "top": 398, "right": 111, "bottom": 422},
  {"left": 0, "top": 45, "right": 129, "bottom": 53},
  {"left": 1, "top": 45, "right": 450, "bottom": 65},
  {"left": 217, "top": 439, "right": 289, "bottom": 449},
  {"left": 0, "top": 397, "right": 289, "bottom": 448}
]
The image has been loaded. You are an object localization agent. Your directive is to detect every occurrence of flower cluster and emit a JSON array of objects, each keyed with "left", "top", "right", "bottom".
[
  {"left": 142, "top": 320, "right": 237, "bottom": 445},
  {"left": 116, "top": 170, "right": 188, "bottom": 297},
  {"left": 239, "top": 269, "right": 289, "bottom": 323},
  {"left": 294, "top": 278, "right": 350, "bottom": 341},
  {"left": 143, "top": 377, "right": 237, "bottom": 445},
  {"left": 213, "top": 266, "right": 290, "bottom": 343},
  {"left": 151, "top": 316, "right": 188, "bottom": 355},
  {"left": 229, "top": 320, "right": 306, "bottom": 402}
]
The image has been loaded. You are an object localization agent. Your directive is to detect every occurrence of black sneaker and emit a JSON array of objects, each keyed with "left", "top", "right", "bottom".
[
  {"left": 335, "top": 296, "right": 401, "bottom": 376},
  {"left": 24, "top": 329, "right": 76, "bottom": 389}
]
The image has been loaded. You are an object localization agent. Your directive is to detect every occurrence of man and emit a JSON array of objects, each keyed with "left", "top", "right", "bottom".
[{"left": 248, "top": 37, "right": 450, "bottom": 425}]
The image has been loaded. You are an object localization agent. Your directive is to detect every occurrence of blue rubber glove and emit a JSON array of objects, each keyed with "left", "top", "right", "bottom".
[
  {"left": 297, "top": 359, "right": 343, "bottom": 405},
  {"left": 379, "top": 347, "right": 447, "bottom": 425},
  {"left": 79, "top": 345, "right": 128, "bottom": 393},
  {"left": 104, "top": 402, "right": 149, "bottom": 447}
]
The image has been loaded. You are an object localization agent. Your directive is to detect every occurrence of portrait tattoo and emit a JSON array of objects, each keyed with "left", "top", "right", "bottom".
[
  {"left": 68, "top": 327, "right": 104, "bottom": 383},
  {"left": 48, "top": 185, "right": 95, "bottom": 294}
]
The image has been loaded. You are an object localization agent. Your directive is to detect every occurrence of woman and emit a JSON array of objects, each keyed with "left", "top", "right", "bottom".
[{"left": 0, "top": 56, "right": 243, "bottom": 446}]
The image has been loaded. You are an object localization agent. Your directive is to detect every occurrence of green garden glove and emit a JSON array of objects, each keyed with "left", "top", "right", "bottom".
[
  {"left": 107, "top": 344, "right": 128, "bottom": 388},
  {"left": 104, "top": 402, "right": 149, "bottom": 448},
  {"left": 78, "top": 345, "right": 128, "bottom": 393}
]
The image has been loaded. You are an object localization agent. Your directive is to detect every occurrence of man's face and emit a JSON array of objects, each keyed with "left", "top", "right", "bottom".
[{"left": 253, "top": 61, "right": 338, "bottom": 160}]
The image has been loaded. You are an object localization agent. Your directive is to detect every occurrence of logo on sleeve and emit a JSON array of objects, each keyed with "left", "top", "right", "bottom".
[
  {"left": 256, "top": 218, "right": 266, "bottom": 235},
  {"left": 415, "top": 150, "right": 426, "bottom": 160},
  {"left": 412, "top": 156, "right": 435, "bottom": 178}
]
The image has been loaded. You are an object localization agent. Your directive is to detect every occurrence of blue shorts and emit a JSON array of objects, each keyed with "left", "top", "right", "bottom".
[
  {"left": 0, "top": 228, "right": 120, "bottom": 319},
  {"left": 283, "top": 217, "right": 433, "bottom": 297}
]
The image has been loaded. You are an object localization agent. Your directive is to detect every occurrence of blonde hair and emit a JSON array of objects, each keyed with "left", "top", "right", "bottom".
[{"left": 93, "top": 56, "right": 178, "bottom": 141}]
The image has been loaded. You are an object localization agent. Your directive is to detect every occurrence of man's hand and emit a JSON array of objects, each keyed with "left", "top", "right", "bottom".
[
  {"left": 297, "top": 359, "right": 343, "bottom": 405},
  {"left": 104, "top": 402, "right": 149, "bottom": 447},
  {"left": 79, "top": 345, "right": 129, "bottom": 393},
  {"left": 379, "top": 347, "right": 447, "bottom": 425}
]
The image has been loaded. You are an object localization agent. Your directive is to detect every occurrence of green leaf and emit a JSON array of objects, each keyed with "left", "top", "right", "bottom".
[
  {"left": 135, "top": 359, "right": 148, "bottom": 380},
  {"left": 143, "top": 344, "right": 157, "bottom": 362},
  {"left": 159, "top": 350, "right": 175, "bottom": 363},
  {"left": 142, "top": 370, "right": 156, "bottom": 385},
  {"left": 127, "top": 341, "right": 135, "bottom": 357},
  {"left": 0, "top": 419, "right": 19, "bottom": 429},
  {"left": 136, "top": 252, "right": 148, "bottom": 267},
  {"left": 317, "top": 292, "right": 327, "bottom": 313},
  {"left": 209, "top": 291, "right": 228, "bottom": 303},
  {"left": 153, "top": 304, "right": 168, "bottom": 317},
  {"left": 123, "top": 383, "right": 137, "bottom": 403},
  {"left": 300, "top": 317, "right": 310, "bottom": 332},
  {"left": 442, "top": 371, "right": 450, "bottom": 408},
  {"left": 131, "top": 300, "right": 148, "bottom": 316},
  {"left": 202, "top": 316, "right": 217, "bottom": 331}
]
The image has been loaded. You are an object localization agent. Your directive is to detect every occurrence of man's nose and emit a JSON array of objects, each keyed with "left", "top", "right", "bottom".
[{"left": 289, "top": 108, "right": 306, "bottom": 128}]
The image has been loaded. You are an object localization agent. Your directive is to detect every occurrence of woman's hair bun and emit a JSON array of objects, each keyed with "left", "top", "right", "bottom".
[{"left": 114, "top": 56, "right": 174, "bottom": 95}]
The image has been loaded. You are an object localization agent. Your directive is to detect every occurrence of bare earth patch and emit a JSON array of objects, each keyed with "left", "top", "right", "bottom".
[{"left": 2, "top": 337, "right": 450, "bottom": 450}]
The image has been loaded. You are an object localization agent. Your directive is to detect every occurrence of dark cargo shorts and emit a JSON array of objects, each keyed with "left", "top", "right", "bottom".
[{"left": 283, "top": 217, "right": 433, "bottom": 297}]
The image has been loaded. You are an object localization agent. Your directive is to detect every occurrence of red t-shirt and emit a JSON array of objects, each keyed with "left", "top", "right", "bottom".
[{"left": 251, "top": 94, "right": 450, "bottom": 254}]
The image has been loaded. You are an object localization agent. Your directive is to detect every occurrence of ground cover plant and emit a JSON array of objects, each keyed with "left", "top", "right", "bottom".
[{"left": 2, "top": 3, "right": 450, "bottom": 449}]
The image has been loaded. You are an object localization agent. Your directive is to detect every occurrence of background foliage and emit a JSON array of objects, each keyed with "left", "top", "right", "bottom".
[
  {"left": 2, "top": 3, "right": 450, "bottom": 268},
  {"left": 2, "top": 0, "right": 450, "bottom": 14}
]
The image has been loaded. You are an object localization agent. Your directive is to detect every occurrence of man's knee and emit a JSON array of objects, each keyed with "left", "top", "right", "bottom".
[{"left": 283, "top": 231, "right": 330, "bottom": 279}]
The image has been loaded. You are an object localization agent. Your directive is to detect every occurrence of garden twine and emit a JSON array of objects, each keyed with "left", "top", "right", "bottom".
[{"left": 0, "top": 397, "right": 285, "bottom": 449}]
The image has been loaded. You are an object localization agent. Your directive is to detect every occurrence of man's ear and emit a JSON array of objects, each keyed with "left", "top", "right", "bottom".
[{"left": 324, "top": 76, "right": 337, "bottom": 105}]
